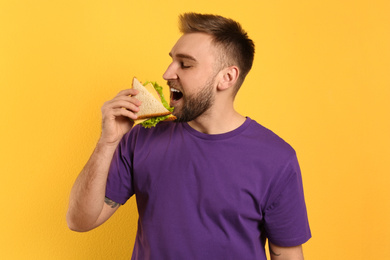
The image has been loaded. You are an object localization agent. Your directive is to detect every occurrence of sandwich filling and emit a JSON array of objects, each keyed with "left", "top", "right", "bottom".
[{"left": 140, "top": 81, "right": 175, "bottom": 128}]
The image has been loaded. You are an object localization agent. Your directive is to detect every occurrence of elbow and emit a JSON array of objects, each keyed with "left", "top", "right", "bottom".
[
  {"left": 66, "top": 212, "right": 83, "bottom": 232},
  {"left": 66, "top": 221, "right": 83, "bottom": 232},
  {"left": 66, "top": 211, "right": 94, "bottom": 232},
  {"left": 67, "top": 223, "right": 83, "bottom": 232}
]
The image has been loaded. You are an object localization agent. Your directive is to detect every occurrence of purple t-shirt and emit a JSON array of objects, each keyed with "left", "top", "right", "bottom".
[{"left": 106, "top": 117, "right": 311, "bottom": 259}]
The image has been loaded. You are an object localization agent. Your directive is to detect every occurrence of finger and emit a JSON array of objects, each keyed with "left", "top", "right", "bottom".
[
  {"left": 110, "top": 107, "right": 139, "bottom": 120},
  {"left": 104, "top": 98, "right": 141, "bottom": 112},
  {"left": 111, "top": 95, "right": 142, "bottom": 107},
  {"left": 103, "top": 94, "right": 142, "bottom": 110},
  {"left": 115, "top": 89, "right": 139, "bottom": 97}
]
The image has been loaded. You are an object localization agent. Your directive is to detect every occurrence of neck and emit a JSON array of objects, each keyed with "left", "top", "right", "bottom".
[{"left": 187, "top": 105, "right": 246, "bottom": 135}]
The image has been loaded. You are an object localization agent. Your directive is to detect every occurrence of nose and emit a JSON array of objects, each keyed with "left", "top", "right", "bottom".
[{"left": 163, "top": 62, "right": 178, "bottom": 81}]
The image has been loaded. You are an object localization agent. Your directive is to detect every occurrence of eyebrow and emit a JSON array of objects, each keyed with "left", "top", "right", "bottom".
[{"left": 169, "top": 52, "right": 197, "bottom": 62}]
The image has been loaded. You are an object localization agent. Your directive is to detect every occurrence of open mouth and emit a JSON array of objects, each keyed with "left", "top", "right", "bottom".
[{"left": 170, "top": 88, "right": 183, "bottom": 101}]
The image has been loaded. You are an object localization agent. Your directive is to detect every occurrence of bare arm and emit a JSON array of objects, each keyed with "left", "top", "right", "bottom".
[
  {"left": 66, "top": 89, "right": 141, "bottom": 232},
  {"left": 269, "top": 242, "right": 304, "bottom": 260}
]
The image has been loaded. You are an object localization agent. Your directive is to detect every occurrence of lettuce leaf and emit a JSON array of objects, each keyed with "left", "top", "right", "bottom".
[{"left": 141, "top": 115, "right": 172, "bottom": 128}]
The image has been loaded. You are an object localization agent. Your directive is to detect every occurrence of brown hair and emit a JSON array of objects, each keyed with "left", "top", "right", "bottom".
[{"left": 178, "top": 12, "right": 255, "bottom": 93}]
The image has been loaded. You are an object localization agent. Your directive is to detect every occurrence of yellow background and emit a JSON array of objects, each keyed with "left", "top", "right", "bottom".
[{"left": 1, "top": 0, "right": 389, "bottom": 259}]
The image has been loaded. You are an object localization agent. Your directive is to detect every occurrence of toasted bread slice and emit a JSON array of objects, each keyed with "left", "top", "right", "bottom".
[
  {"left": 143, "top": 82, "right": 162, "bottom": 102},
  {"left": 132, "top": 77, "right": 172, "bottom": 119}
]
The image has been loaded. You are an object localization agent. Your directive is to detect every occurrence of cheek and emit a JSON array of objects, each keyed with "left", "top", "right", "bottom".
[{"left": 181, "top": 69, "right": 211, "bottom": 87}]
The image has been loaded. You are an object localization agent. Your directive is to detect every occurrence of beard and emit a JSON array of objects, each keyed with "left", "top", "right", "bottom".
[{"left": 169, "top": 77, "right": 216, "bottom": 123}]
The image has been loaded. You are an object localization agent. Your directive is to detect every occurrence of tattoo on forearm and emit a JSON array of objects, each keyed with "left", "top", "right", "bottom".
[
  {"left": 104, "top": 197, "right": 120, "bottom": 208},
  {"left": 269, "top": 245, "right": 281, "bottom": 256}
]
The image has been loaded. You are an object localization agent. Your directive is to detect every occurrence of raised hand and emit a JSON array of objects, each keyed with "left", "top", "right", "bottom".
[{"left": 99, "top": 89, "right": 141, "bottom": 146}]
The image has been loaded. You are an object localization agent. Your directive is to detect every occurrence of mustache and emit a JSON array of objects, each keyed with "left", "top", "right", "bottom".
[{"left": 167, "top": 80, "right": 181, "bottom": 89}]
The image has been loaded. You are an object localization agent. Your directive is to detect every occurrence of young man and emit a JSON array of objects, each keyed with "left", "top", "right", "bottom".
[{"left": 67, "top": 13, "right": 311, "bottom": 260}]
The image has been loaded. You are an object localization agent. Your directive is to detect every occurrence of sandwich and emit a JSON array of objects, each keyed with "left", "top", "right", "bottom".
[{"left": 132, "top": 77, "right": 176, "bottom": 128}]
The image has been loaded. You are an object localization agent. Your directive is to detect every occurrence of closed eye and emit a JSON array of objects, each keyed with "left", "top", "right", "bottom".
[{"left": 180, "top": 62, "right": 192, "bottom": 69}]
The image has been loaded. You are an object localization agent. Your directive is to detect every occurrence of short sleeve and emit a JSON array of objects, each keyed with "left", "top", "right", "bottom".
[
  {"left": 105, "top": 130, "right": 136, "bottom": 205},
  {"left": 263, "top": 155, "right": 311, "bottom": 247}
]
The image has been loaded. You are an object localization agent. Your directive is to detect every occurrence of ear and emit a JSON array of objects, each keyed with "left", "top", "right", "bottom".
[{"left": 217, "top": 66, "right": 239, "bottom": 91}]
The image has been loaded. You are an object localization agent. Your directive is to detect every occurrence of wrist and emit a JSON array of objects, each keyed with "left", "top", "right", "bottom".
[{"left": 96, "top": 137, "right": 121, "bottom": 154}]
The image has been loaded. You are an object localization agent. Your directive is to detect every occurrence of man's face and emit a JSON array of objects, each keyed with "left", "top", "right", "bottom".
[{"left": 163, "top": 33, "right": 221, "bottom": 122}]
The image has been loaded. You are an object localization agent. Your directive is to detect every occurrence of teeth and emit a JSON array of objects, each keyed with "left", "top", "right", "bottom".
[{"left": 170, "top": 88, "right": 181, "bottom": 93}]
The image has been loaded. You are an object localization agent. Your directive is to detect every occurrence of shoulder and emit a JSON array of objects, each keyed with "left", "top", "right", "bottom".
[
  {"left": 136, "top": 121, "right": 180, "bottom": 135},
  {"left": 125, "top": 121, "right": 182, "bottom": 143},
  {"left": 245, "top": 118, "right": 296, "bottom": 160}
]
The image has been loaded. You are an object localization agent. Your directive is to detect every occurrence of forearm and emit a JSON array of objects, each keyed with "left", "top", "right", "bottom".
[
  {"left": 66, "top": 140, "right": 118, "bottom": 231},
  {"left": 67, "top": 87, "right": 140, "bottom": 231}
]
